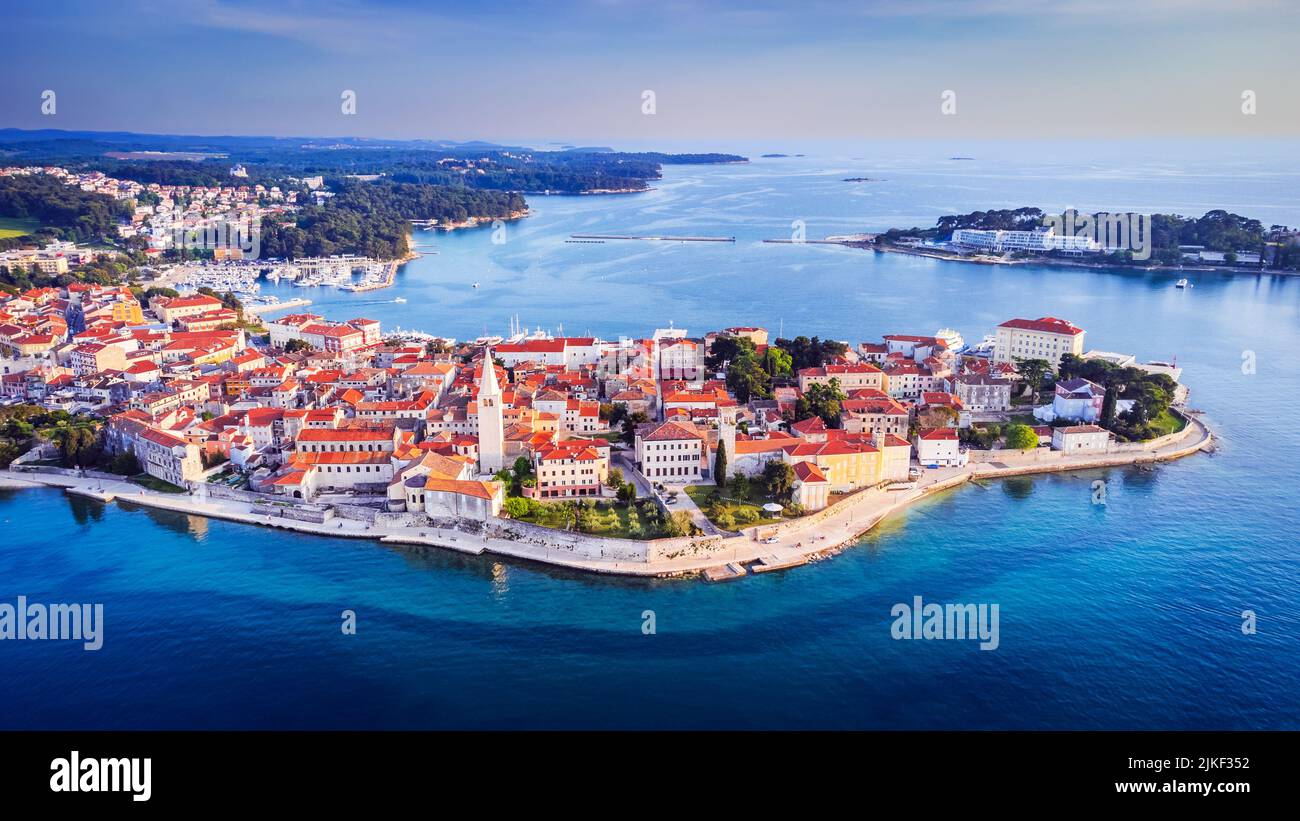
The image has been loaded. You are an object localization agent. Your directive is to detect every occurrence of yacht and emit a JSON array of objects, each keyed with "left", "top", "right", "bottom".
[
  {"left": 1175, "top": 278, "right": 1192, "bottom": 289},
  {"left": 394, "top": 297, "right": 407, "bottom": 303}
]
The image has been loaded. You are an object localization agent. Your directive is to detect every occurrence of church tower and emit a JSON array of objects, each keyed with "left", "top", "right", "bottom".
[{"left": 477, "top": 349, "right": 505, "bottom": 474}]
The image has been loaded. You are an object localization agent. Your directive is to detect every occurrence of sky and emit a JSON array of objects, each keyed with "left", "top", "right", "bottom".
[{"left": 1, "top": 0, "right": 1298, "bottom": 145}]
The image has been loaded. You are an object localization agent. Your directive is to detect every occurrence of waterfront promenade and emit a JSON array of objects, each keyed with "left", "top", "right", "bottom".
[{"left": 2, "top": 416, "right": 1211, "bottom": 580}]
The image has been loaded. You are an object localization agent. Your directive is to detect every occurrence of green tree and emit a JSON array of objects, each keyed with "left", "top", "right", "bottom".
[
  {"left": 1014, "top": 358, "right": 1053, "bottom": 404},
  {"left": 763, "top": 461, "right": 795, "bottom": 500},
  {"left": 621, "top": 411, "right": 649, "bottom": 445},
  {"left": 762, "top": 346, "right": 792, "bottom": 377},
  {"left": 796, "top": 378, "right": 846, "bottom": 426},
  {"left": 283, "top": 338, "right": 313, "bottom": 353},
  {"left": 663, "top": 510, "right": 693, "bottom": 537},
  {"left": 713, "top": 439, "right": 728, "bottom": 489},
  {"left": 1005, "top": 423, "right": 1039, "bottom": 451},
  {"left": 705, "top": 335, "right": 756, "bottom": 371},
  {"left": 725, "top": 351, "right": 771, "bottom": 403},
  {"left": 730, "top": 474, "right": 750, "bottom": 500}
]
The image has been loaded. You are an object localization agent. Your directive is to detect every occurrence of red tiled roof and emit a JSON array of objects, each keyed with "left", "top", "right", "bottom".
[{"left": 998, "top": 316, "right": 1084, "bottom": 336}]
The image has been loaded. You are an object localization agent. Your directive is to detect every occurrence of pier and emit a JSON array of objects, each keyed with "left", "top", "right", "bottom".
[
  {"left": 570, "top": 234, "right": 735, "bottom": 243},
  {"left": 244, "top": 298, "right": 312, "bottom": 316}
]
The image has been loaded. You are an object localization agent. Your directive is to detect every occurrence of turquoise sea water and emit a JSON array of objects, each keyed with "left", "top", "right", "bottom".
[{"left": 2, "top": 140, "right": 1298, "bottom": 728}]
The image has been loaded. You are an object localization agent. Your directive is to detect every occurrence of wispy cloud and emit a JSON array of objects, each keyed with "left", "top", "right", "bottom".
[{"left": 151, "top": 0, "right": 478, "bottom": 53}]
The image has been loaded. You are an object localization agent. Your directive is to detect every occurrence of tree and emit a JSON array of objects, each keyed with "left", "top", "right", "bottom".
[
  {"left": 763, "top": 461, "right": 795, "bottom": 501},
  {"left": 283, "top": 338, "right": 313, "bottom": 353},
  {"left": 1014, "top": 358, "right": 1053, "bottom": 404},
  {"left": 713, "top": 439, "right": 728, "bottom": 489},
  {"left": 725, "top": 351, "right": 771, "bottom": 403},
  {"left": 796, "top": 378, "right": 846, "bottom": 426},
  {"left": 705, "top": 335, "right": 755, "bottom": 371},
  {"left": 663, "top": 510, "right": 693, "bottom": 538},
  {"left": 513, "top": 455, "right": 532, "bottom": 478},
  {"left": 1005, "top": 423, "right": 1039, "bottom": 451},
  {"left": 110, "top": 451, "right": 141, "bottom": 476},
  {"left": 1100, "top": 387, "right": 1118, "bottom": 428},
  {"left": 762, "top": 346, "right": 792, "bottom": 377},
  {"left": 621, "top": 411, "right": 649, "bottom": 445},
  {"left": 617, "top": 482, "right": 637, "bottom": 504},
  {"left": 730, "top": 473, "right": 750, "bottom": 500},
  {"left": 606, "top": 467, "right": 625, "bottom": 489},
  {"left": 626, "top": 508, "right": 644, "bottom": 538}
]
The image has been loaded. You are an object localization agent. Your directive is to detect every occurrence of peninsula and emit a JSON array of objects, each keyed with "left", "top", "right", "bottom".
[{"left": 0, "top": 293, "right": 1211, "bottom": 579}]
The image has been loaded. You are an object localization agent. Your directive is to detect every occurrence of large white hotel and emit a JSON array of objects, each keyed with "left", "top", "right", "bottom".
[{"left": 951, "top": 227, "right": 1101, "bottom": 254}]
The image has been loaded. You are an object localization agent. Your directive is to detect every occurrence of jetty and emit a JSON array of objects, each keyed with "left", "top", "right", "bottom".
[
  {"left": 570, "top": 234, "right": 735, "bottom": 243},
  {"left": 244, "top": 298, "right": 312, "bottom": 316}
]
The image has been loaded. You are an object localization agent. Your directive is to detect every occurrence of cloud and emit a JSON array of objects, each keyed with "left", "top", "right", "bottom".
[{"left": 156, "top": 0, "right": 475, "bottom": 53}]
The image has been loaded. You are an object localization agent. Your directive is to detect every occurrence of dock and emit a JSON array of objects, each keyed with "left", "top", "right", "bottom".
[
  {"left": 244, "top": 298, "right": 312, "bottom": 316},
  {"left": 570, "top": 234, "right": 735, "bottom": 243},
  {"left": 703, "top": 562, "right": 748, "bottom": 582},
  {"left": 750, "top": 554, "right": 810, "bottom": 573},
  {"left": 763, "top": 238, "right": 869, "bottom": 245}
]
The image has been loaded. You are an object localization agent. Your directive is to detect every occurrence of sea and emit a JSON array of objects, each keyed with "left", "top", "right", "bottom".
[{"left": 2, "top": 139, "right": 1297, "bottom": 728}]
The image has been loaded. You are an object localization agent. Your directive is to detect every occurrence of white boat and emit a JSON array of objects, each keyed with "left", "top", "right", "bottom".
[
  {"left": 394, "top": 297, "right": 407, "bottom": 303},
  {"left": 472, "top": 282, "right": 480, "bottom": 289},
  {"left": 1176, "top": 278, "right": 1192, "bottom": 288}
]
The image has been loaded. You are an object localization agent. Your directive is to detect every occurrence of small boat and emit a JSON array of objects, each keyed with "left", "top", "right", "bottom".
[
  {"left": 393, "top": 297, "right": 407, "bottom": 303},
  {"left": 472, "top": 282, "right": 480, "bottom": 289},
  {"left": 1175, "top": 278, "right": 1191, "bottom": 288}
]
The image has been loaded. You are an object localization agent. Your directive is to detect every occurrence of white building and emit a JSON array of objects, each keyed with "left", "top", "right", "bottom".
[
  {"left": 1052, "top": 425, "right": 1110, "bottom": 453},
  {"left": 476, "top": 350, "right": 505, "bottom": 474},
  {"left": 635, "top": 420, "right": 705, "bottom": 482},
  {"left": 992, "top": 316, "right": 1086, "bottom": 367},
  {"left": 914, "top": 428, "right": 967, "bottom": 468},
  {"left": 951, "top": 227, "right": 1101, "bottom": 254}
]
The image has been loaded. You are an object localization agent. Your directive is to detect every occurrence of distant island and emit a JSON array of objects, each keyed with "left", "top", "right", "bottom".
[
  {"left": 871, "top": 207, "right": 1300, "bottom": 272},
  {"left": 761, "top": 153, "right": 804, "bottom": 158},
  {"left": 843, "top": 177, "right": 879, "bottom": 183}
]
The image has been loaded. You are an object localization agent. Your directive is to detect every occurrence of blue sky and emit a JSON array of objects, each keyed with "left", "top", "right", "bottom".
[{"left": 2, "top": 0, "right": 1296, "bottom": 144}]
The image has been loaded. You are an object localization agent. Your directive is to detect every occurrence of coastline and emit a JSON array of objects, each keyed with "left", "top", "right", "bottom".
[
  {"left": 865, "top": 242, "right": 1297, "bottom": 277},
  {"left": 1, "top": 415, "right": 1213, "bottom": 581}
]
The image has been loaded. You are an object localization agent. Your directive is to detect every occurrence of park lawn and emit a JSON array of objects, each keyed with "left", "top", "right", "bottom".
[
  {"left": 685, "top": 484, "right": 783, "bottom": 528},
  {"left": 1147, "top": 410, "right": 1187, "bottom": 438},
  {"left": 0, "top": 216, "right": 41, "bottom": 239},
  {"left": 130, "top": 473, "right": 188, "bottom": 494},
  {"left": 510, "top": 498, "right": 666, "bottom": 539},
  {"left": 1005, "top": 414, "right": 1038, "bottom": 427}
]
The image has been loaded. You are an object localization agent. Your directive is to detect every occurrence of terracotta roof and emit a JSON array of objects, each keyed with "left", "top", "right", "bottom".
[
  {"left": 998, "top": 316, "right": 1084, "bottom": 336},
  {"left": 423, "top": 477, "right": 501, "bottom": 500}
]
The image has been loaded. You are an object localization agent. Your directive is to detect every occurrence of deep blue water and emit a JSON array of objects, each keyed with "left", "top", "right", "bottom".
[{"left": 2, "top": 140, "right": 1298, "bottom": 729}]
